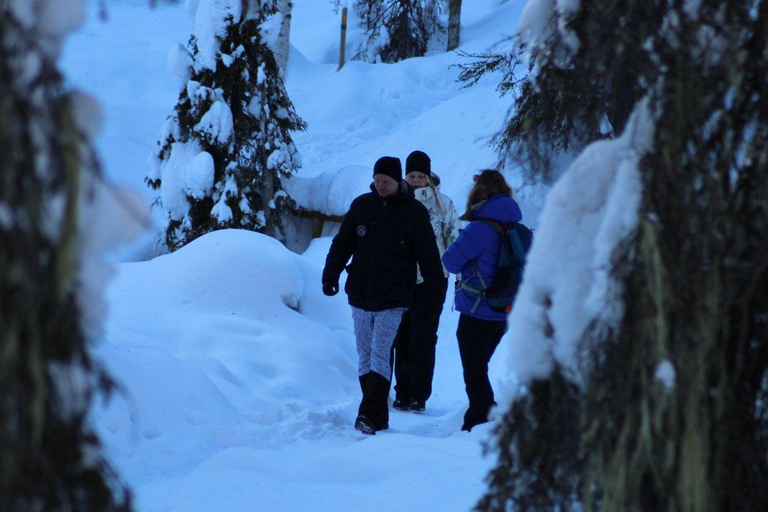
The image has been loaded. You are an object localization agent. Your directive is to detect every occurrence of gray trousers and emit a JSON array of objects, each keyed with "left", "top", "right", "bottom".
[{"left": 351, "top": 306, "right": 406, "bottom": 381}]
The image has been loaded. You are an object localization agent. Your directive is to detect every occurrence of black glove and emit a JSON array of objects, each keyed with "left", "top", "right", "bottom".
[{"left": 322, "top": 280, "right": 339, "bottom": 296}]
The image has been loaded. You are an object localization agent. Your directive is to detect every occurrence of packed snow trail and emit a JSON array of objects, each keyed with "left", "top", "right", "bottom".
[{"left": 99, "top": 231, "right": 497, "bottom": 511}]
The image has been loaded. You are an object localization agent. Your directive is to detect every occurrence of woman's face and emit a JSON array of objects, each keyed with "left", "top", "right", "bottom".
[{"left": 406, "top": 171, "right": 429, "bottom": 189}]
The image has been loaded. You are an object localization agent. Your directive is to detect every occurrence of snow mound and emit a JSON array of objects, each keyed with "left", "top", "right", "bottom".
[
  {"left": 99, "top": 229, "right": 357, "bottom": 482},
  {"left": 284, "top": 165, "right": 372, "bottom": 216}
]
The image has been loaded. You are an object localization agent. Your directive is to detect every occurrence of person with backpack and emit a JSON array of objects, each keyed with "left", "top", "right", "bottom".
[
  {"left": 392, "top": 150, "right": 460, "bottom": 412},
  {"left": 442, "top": 169, "right": 533, "bottom": 432},
  {"left": 322, "top": 156, "right": 445, "bottom": 435}
]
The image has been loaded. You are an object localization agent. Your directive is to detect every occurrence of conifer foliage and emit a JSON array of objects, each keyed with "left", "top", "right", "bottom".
[
  {"left": 1, "top": 3, "right": 131, "bottom": 511},
  {"left": 458, "top": 0, "right": 661, "bottom": 182},
  {"left": 353, "top": 0, "right": 441, "bottom": 63},
  {"left": 479, "top": 1, "right": 768, "bottom": 511},
  {"left": 147, "top": 0, "right": 306, "bottom": 251}
]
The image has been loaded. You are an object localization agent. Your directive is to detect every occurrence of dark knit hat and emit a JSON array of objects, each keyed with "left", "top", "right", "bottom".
[
  {"left": 406, "top": 150, "right": 431, "bottom": 177},
  {"left": 373, "top": 156, "right": 402, "bottom": 182}
]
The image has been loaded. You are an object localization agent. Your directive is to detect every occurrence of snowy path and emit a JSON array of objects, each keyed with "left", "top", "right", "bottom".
[
  {"left": 132, "top": 311, "right": 496, "bottom": 512},
  {"left": 96, "top": 232, "right": 501, "bottom": 511}
]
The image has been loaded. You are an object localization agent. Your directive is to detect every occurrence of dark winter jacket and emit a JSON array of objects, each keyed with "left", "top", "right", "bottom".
[
  {"left": 323, "top": 181, "right": 444, "bottom": 313},
  {"left": 442, "top": 194, "right": 523, "bottom": 321}
]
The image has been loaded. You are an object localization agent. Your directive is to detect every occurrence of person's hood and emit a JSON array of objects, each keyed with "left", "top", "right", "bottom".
[
  {"left": 470, "top": 194, "right": 522, "bottom": 223},
  {"left": 428, "top": 172, "right": 442, "bottom": 189}
]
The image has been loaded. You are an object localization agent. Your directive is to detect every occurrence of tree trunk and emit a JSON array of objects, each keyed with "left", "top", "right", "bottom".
[
  {"left": 275, "top": 0, "right": 293, "bottom": 70},
  {"left": 260, "top": 108, "right": 275, "bottom": 235},
  {"left": 447, "top": 0, "right": 462, "bottom": 51}
]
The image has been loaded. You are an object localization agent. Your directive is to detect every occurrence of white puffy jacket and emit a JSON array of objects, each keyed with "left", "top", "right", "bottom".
[{"left": 414, "top": 173, "right": 460, "bottom": 282}]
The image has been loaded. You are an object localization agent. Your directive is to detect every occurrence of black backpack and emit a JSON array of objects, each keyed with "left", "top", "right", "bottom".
[{"left": 461, "top": 219, "right": 533, "bottom": 314}]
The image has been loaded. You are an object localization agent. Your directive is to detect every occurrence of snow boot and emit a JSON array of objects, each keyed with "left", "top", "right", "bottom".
[
  {"left": 408, "top": 399, "right": 426, "bottom": 412},
  {"left": 392, "top": 398, "right": 410, "bottom": 411},
  {"left": 354, "top": 415, "right": 376, "bottom": 435},
  {"left": 358, "top": 371, "right": 391, "bottom": 431},
  {"left": 358, "top": 373, "right": 369, "bottom": 394},
  {"left": 461, "top": 400, "right": 497, "bottom": 431}
]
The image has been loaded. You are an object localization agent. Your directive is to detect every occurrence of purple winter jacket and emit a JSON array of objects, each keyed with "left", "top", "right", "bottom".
[{"left": 442, "top": 194, "right": 523, "bottom": 321}]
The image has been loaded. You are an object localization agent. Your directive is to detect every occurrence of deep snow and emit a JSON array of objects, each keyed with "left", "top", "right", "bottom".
[
  {"left": 62, "top": 0, "right": 652, "bottom": 508},
  {"left": 60, "top": 0, "right": 651, "bottom": 507},
  {"left": 61, "top": 1, "right": 540, "bottom": 510}
]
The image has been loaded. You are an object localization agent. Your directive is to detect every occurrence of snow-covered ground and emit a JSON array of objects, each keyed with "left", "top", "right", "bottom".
[
  {"left": 61, "top": 1, "right": 546, "bottom": 510},
  {"left": 99, "top": 230, "right": 492, "bottom": 511}
]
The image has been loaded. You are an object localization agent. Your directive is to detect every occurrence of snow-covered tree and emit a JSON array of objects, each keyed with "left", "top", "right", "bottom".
[
  {"left": 1, "top": 2, "right": 134, "bottom": 510},
  {"left": 478, "top": 1, "right": 768, "bottom": 511},
  {"left": 147, "top": 0, "right": 306, "bottom": 251},
  {"left": 354, "top": 0, "right": 441, "bottom": 63},
  {"left": 458, "top": 0, "right": 658, "bottom": 183}
]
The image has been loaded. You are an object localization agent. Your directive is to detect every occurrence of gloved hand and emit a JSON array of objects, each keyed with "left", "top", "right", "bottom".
[{"left": 322, "top": 280, "right": 339, "bottom": 296}]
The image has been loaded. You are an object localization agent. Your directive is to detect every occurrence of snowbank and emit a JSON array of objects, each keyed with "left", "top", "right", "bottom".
[
  {"left": 284, "top": 164, "right": 372, "bottom": 216},
  {"left": 498, "top": 103, "right": 654, "bottom": 396},
  {"left": 99, "top": 230, "right": 358, "bottom": 482}
]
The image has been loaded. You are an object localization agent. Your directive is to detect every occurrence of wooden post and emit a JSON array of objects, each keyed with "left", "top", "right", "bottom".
[
  {"left": 312, "top": 217, "right": 324, "bottom": 239},
  {"left": 338, "top": 6, "right": 348, "bottom": 71}
]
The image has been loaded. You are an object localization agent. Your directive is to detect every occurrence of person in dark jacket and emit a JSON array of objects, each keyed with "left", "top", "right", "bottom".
[
  {"left": 322, "top": 156, "right": 444, "bottom": 435},
  {"left": 442, "top": 169, "right": 524, "bottom": 432}
]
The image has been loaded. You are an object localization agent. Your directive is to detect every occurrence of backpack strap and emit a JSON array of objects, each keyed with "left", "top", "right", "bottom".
[
  {"left": 477, "top": 218, "right": 509, "bottom": 235},
  {"left": 459, "top": 219, "right": 509, "bottom": 313},
  {"left": 480, "top": 218, "right": 527, "bottom": 267},
  {"left": 461, "top": 262, "right": 487, "bottom": 313}
]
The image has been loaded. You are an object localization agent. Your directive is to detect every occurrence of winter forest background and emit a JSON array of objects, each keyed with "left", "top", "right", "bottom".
[{"left": 2, "top": 0, "right": 767, "bottom": 511}]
